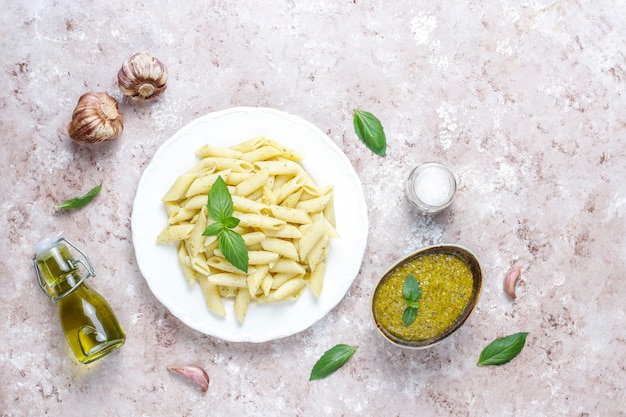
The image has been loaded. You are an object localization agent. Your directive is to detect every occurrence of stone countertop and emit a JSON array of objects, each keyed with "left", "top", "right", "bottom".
[{"left": 1, "top": 1, "right": 625, "bottom": 416}]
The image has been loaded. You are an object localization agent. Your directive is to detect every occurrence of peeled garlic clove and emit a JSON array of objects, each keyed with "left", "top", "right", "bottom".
[
  {"left": 67, "top": 92, "right": 123, "bottom": 144},
  {"left": 503, "top": 265, "right": 521, "bottom": 300},
  {"left": 118, "top": 52, "right": 168, "bottom": 100},
  {"left": 168, "top": 365, "right": 209, "bottom": 393}
]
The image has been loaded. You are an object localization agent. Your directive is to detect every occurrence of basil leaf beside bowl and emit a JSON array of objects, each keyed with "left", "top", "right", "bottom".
[
  {"left": 309, "top": 344, "right": 358, "bottom": 381},
  {"left": 477, "top": 332, "right": 529, "bottom": 366}
]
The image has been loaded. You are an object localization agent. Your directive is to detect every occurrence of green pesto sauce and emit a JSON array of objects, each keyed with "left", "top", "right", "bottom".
[{"left": 374, "top": 253, "right": 474, "bottom": 341}]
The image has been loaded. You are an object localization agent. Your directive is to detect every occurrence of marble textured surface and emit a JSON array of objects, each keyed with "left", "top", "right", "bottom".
[{"left": 1, "top": 1, "right": 625, "bottom": 416}]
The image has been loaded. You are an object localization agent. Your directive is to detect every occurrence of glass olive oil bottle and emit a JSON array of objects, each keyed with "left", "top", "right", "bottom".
[{"left": 33, "top": 236, "right": 125, "bottom": 364}]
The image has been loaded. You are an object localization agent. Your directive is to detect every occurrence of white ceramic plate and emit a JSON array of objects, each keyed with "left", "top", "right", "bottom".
[{"left": 131, "top": 107, "right": 368, "bottom": 342}]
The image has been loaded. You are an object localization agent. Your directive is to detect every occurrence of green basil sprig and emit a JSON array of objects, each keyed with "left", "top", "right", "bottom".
[
  {"left": 309, "top": 344, "right": 358, "bottom": 381},
  {"left": 353, "top": 109, "right": 387, "bottom": 157},
  {"left": 402, "top": 273, "right": 422, "bottom": 326},
  {"left": 55, "top": 183, "right": 102, "bottom": 209},
  {"left": 477, "top": 332, "right": 529, "bottom": 366},
  {"left": 202, "top": 176, "right": 248, "bottom": 273}
]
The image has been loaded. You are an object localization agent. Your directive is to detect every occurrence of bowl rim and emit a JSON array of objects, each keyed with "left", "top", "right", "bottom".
[{"left": 370, "top": 243, "right": 483, "bottom": 349}]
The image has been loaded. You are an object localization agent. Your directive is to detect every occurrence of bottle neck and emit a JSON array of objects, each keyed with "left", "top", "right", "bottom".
[{"left": 35, "top": 244, "right": 85, "bottom": 302}]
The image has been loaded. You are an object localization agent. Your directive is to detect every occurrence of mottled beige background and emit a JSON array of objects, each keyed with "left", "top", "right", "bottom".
[{"left": 1, "top": 1, "right": 625, "bottom": 416}]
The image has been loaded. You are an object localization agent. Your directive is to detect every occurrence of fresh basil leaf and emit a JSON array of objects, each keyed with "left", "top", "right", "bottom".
[
  {"left": 55, "top": 183, "right": 102, "bottom": 209},
  {"left": 204, "top": 176, "right": 248, "bottom": 272},
  {"left": 207, "top": 176, "right": 232, "bottom": 223},
  {"left": 353, "top": 109, "right": 387, "bottom": 157},
  {"left": 223, "top": 216, "right": 240, "bottom": 229},
  {"left": 219, "top": 228, "right": 248, "bottom": 273},
  {"left": 402, "top": 307, "right": 417, "bottom": 326},
  {"left": 202, "top": 222, "right": 225, "bottom": 237},
  {"left": 477, "top": 332, "right": 529, "bottom": 366},
  {"left": 406, "top": 300, "right": 420, "bottom": 309},
  {"left": 309, "top": 344, "right": 358, "bottom": 381},
  {"left": 403, "top": 273, "right": 421, "bottom": 302}
]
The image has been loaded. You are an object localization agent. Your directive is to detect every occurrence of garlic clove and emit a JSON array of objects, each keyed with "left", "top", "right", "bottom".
[
  {"left": 67, "top": 92, "right": 123, "bottom": 144},
  {"left": 118, "top": 52, "right": 168, "bottom": 100},
  {"left": 503, "top": 265, "right": 521, "bottom": 300},
  {"left": 167, "top": 365, "right": 209, "bottom": 393}
]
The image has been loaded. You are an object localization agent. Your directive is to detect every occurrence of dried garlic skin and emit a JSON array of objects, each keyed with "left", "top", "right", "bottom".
[
  {"left": 118, "top": 52, "right": 168, "bottom": 100},
  {"left": 67, "top": 92, "right": 123, "bottom": 144}
]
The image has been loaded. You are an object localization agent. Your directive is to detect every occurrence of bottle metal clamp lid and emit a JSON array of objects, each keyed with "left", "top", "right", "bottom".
[{"left": 33, "top": 235, "right": 96, "bottom": 302}]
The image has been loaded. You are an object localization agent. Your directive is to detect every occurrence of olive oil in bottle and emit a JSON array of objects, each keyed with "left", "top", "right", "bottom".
[{"left": 33, "top": 236, "right": 125, "bottom": 364}]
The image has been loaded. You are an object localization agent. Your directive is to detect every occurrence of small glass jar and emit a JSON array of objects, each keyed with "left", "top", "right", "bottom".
[
  {"left": 33, "top": 235, "right": 125, "bottom": 364},
  {"left": 406, "top": 162, "right": 457, "bottom": 214}
]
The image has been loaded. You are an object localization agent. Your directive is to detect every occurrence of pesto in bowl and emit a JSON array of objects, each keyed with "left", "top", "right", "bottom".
[{"left": 371, "top": 244, "right": 482, "bottom": 349}]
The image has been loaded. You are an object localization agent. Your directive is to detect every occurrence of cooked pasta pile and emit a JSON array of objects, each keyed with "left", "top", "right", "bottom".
[{"left": 156, "top": 136, "right": 337, "bottom": 323}]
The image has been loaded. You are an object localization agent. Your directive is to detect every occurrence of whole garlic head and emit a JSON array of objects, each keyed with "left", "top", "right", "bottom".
[
  {"left": 118, "top": 52, "right": 168, "bottom": 100},
  {"left": 67, "top": 92, "right": 123, "bottom": 144}
]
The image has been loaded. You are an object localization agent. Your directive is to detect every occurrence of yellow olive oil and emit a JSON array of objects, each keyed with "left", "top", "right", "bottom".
[
  {"left": 34, "top": 238, "right": 125, "bottom": 364},
  {"left": 58, "top": 285, "right": 125, "bottom": 364}
]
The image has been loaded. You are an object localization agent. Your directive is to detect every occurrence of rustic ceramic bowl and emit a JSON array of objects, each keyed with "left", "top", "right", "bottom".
[{"left": 371, "top": 244, "right": 482, "bottom": 349}]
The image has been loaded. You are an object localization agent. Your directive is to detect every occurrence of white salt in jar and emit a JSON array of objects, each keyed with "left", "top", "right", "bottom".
[{"left": 406, "top": 162, "right": 457, "bottom": 213}]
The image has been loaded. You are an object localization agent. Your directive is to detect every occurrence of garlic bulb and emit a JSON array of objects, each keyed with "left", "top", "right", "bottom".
[
  {"left": 67, "top": 92, "right": 123, "bottom": 144},
  {"left": 118, "top": 52, "right": 168, "bottom": 100}
]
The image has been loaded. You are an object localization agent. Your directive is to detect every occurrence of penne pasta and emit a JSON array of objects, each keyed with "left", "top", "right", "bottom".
[
  {"left": 157, "top": 136, "right": 337, "bottom": 323},
  {"left": 162, "top": 173, "right": 197, "bottom": 202},
  {"left": 261, "top": 237, "right": 299, "bottom": 260},
  {"left": 267, "top": 277, "right": 306, "bottom": 301},
  {"left": 196, "top": 143, "right": 243, "bottom": 159},
  {"left": 187, "top": 211, "right": 208, "bottom": 257},
  {"left": 262, "top": 224, "right": 302, "bottom": 239},
  {"left": 198, "top": 277, "right": 226, "bottom": 317},
  {"left": 167, "top": 207, "right": 199, "bottom": 225},
  {"left": 274, "top": 175, "right": 306, "bottom": 204},
  {"left": 234, "top": 288, "right": 252, "bottom": 324},
  {"left": 269, "top": 259, "right": 306, "bottom": 275},
  {"left": 246, "top": 250, "right": 281, "bottom": 266},
  {"left": 269, "top": 204, "right": 311, "bottom": 225},
  {"left": 296, "top": 193, "right": 332, "bottom": 213},
  {"left": 183, "top": 194, "right": 210, "bottom": 210},
  {"left": 185, "top": 172, "right": 227, "bottom": 198},
  {"left": 235, "top": 169, "right": 269, "bottom": 197},
  {"left": 177, "top": 243, "right": 197, "bottom": 286},
  {"left": 253, "top": 159, "right": 303, "bottom": 176},
  {"left": 264, "top": 139, "right": 303, "bottom": 161},
  {"left": 157, "top": 223, "right": 195, "bottom": 242},
  {"left": 270, "top": 272, "right": 301, "bottom": 289},
  {"left": 207, "top": 256, "right": 249, "bottom": 274},
  {"left": 207, "top": 272, "right": 248, "bottom": 288},
  {"left": 230, "top": 135, "right": 268, "bottom": 152},
  {"left": 308, "top": 261, "right": 326, "bottom": 298},
  {"left": 237, "top": 212, "right": 286, "bottom": 230},
  {"left": 247, "top": 264, "right": 269, "bottom": 298},
  {"left": 298, "top": 214, "right": 326, "bottom": 262},
  {"left": 241, "top": 231, "right": 267, "bottom": 247},
  {"left": 241, "top": 145, "right": 282, "bottom": 163},
  {"left": 232, "top": 195, "right": 270, "bottom": 215}
]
